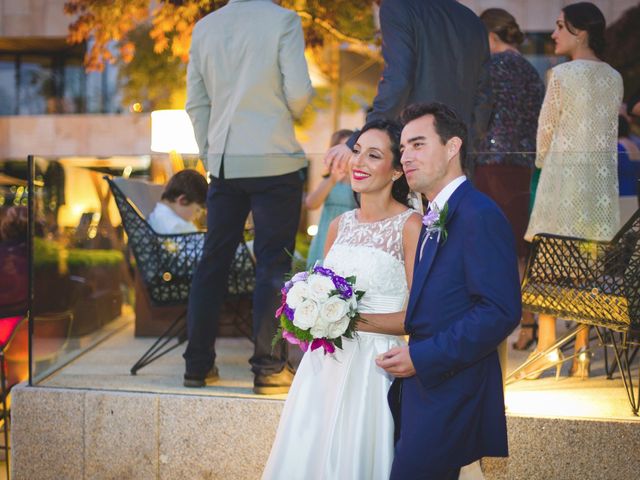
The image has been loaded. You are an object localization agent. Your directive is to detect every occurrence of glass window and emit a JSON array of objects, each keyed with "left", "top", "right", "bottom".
[
  {"left": 0, "top": 55, "right": 17, "bottom": 115},
  {"left": 63, "top": 59, "right": 86, "bottom": 114},
  {"left": 0, "top": 44, "right": 125, "bottom": 116},
  {"left": 18, "top": 55, "right": 54, "bottom": 115}
]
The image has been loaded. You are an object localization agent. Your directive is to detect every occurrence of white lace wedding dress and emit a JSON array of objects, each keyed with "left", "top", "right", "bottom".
[{"left": 262, "top": 209, "right": 415, "bottom": 480}]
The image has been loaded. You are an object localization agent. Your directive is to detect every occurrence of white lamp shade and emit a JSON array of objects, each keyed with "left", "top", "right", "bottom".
[{"left": 150, "top": 109, "right": 200, "bottom": 154}]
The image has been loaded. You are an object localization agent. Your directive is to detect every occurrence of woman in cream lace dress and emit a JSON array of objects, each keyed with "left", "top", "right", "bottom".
[
  {"left": 524, "top": 2, "right": 623, "bottom": 378},
  {"left": 262, "top": 119, "right": 424, "bottom": 479}
]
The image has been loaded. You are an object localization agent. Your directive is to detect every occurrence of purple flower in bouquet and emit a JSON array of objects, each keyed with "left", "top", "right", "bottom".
[
  {"left": 291, "top": 271, "right": 309, "bottom": 283},
  {"left": 331, "top": 275, "right": 353, "bottom": 299},
  {"left": 313, "top": 265, "right": 335, "bottom": 277},
  {"left": 283, "top": 305, "right": 295, "bottom": 321}
]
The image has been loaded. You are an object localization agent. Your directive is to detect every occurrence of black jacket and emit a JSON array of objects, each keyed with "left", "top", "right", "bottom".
[{"left": 365, "top": 0, "right": 492, "bottom": 147}]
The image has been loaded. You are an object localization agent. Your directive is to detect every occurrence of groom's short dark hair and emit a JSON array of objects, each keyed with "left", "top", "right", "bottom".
[{"left": 400, "top": 102, "right": 468, "bottom": 163}]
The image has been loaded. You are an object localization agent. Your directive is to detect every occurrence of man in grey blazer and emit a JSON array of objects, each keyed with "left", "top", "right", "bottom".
[
  {"left": 183, "top": 0, "right": 313, "bottom": 394},
  {"left": 325, "top": 0, "right": 492, "bottom": 174}
]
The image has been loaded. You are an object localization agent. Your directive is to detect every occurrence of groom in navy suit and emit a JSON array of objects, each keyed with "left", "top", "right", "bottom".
[{"left": 377, "top": 103, "right": 521, "bottom": 479}]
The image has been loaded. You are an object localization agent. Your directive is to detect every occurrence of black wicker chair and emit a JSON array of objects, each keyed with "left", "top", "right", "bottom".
[
  {"left": 506, "top": 208, "right": 640, "bottom": 414},
  {"left": 106, "top": 177, "right": 255, "bottom": 375}
]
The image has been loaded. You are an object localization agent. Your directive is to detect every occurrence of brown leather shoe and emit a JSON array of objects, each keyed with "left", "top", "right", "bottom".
[
  {"left": 253, "top": 368, "right": 294, "bottom": 395},
  {"left": 183, "top": 365, "right": 220, "bottom": 388}
]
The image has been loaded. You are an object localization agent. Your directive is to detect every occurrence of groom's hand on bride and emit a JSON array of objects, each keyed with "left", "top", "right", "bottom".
[{"left": 376, "top": 346, "right": 416, "bottom": 378}]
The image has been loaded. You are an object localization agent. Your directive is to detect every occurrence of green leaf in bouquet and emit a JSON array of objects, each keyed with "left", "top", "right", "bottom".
[
  {"left": 355, "top": 290, "right": 365, "bottom": 301},
  {"left": 333, "top": 336, "right": 343, "bottom": 350},
  {"left": 271, "top": 327, "right": 284, "bottom": 353},
  {"left": 281, "top": 315, "right": 314, "bottom": 342},
  {"left": 344, "top": 275, "right": 356, "bottom": 284}
]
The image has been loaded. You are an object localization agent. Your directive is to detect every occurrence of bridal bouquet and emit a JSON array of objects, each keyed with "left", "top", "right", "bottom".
[{"left": 273, "top": 265, "right": 365, "bottom": 355}]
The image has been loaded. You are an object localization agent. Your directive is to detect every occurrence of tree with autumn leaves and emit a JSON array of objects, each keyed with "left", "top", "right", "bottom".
[{"left": 64, "top": 0, "right": 382, "bottom": 118}]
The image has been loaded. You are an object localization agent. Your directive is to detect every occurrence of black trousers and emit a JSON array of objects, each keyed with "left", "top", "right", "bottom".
[{"left": 183, "top": 169, "right": 303, "bottom": 376}]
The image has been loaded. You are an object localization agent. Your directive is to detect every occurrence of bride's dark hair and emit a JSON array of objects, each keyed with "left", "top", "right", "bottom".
[{"left": 352, "top": 119, "right": 410, "bottom": 206}]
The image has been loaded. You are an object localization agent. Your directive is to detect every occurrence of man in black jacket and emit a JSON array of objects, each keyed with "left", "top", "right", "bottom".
[{"left": 325, "top": 0, "right": 492, "bottom": 173}]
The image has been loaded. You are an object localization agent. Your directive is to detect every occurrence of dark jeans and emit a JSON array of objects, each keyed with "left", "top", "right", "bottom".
[{"left": 183, "top": 170, "right": 303, "bottom": 376}]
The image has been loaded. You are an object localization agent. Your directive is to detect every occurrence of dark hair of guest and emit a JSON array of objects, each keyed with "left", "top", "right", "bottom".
[
  {"left": 618, "top": 115, "right": 630, "bottom": 138},
  {"left": 562, "top": 2, "right": 606, "bottom": 57},
  {"left": 352, "top": 119, "right": 410, "bottom": 206},
  {"left": 480, "top": 8, "right": 525, "bottom": 46},
  {"left": 330, "top": 129, "right": 355, "bottom": 147},
  {"left": 161, "top": 169, "right": 208, "bottom": 206}
]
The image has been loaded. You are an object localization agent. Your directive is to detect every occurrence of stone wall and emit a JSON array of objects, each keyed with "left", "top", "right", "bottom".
[
  {"left": 0, "top": 0, "right": 70, "bottom": 38},
  {"left": 0, "top": 114, "right": 151, "bottom": 158}
]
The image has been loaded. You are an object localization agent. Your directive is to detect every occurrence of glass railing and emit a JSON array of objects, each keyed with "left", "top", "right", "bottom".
[{"left": 0, "top": 150, "right": 636, "bottom": 393}]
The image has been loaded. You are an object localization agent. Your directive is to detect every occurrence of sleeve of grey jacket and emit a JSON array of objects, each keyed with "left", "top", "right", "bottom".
[
  {"left": 368, "top": 2, "right": 415, "bottom": 122},
  {"left": 185, "top": 28, "right": 211, "bottom": 156},
  {"left": 279, "top": 13, "right": 313, "bottom": 119}
]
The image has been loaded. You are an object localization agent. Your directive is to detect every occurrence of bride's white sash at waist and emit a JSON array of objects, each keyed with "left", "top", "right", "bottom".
[{"left": 358, "top": 294, "right": 407, "bottom": 315}]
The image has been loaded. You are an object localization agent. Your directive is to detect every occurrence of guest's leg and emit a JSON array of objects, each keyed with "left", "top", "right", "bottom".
[
  {"left": 248, "top": 171, "right": 303, "bottom": 375},
  {"left": 521, "top": 314, "right": 558, "bottom": 379},
  {"left": 536, "top": 314, "right": 556, "bottom": 350},
  {"left": 574, "top": 324, "right": 589, "bottom": 351},
  {"left": 183, "top": 176, "right": 250, "bottom": 376}
]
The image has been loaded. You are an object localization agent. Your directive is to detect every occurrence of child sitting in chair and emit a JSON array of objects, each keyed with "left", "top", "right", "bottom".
[{"left": 148, "top": 169, "right": 208, "bottom": 234}]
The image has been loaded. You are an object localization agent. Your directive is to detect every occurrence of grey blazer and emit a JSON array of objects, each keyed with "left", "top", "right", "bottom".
[
  {"left": 186, "top": 0, "right": 313, "bottom": 178},
  {"left": 368, "top": 0, "right": 492, "bottom": 147}
]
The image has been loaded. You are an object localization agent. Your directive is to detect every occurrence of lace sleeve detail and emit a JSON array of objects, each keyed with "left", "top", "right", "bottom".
[{"left": 536, "top": 68, "right": 561, "bottom": 167}]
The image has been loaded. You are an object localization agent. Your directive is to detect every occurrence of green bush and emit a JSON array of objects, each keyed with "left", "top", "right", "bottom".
[{"left": 33, "top": 238, "right": 124, "bottom": 269}]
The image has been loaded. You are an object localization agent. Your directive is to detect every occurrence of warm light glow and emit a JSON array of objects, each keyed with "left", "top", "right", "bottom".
[
  {"left": 547, "top": 350, "right": 560, "bottom": 362},
  {"left": 131, "top": 102, "right": 143, "bottom": 113},
  {"left": 151, "top": 110, "right": 199, "bottom": 154},
  {"left": 71, "top": 204, "right": 86, "bottom": 216},
  {"left": 307, "top": 224, "right": 319, "bottom": 236}
]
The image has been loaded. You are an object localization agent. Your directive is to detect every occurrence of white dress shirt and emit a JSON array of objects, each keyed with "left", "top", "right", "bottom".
[
  {"left": 148, "top": 202, "right": 198, "bottom": 234},
  {"left": 419, "top": 175, "right": 467, "bottom": 259}
]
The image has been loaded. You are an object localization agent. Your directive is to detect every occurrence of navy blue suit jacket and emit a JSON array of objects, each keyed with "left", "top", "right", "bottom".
[{"left": 390, "top": 181, "right": 521, "bottom": 478}]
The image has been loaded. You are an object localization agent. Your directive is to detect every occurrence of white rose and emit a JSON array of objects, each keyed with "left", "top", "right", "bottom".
[
  {"left": 320, "top": 296, "right": 349, "bottom": 323},
  {"left": 327, "top": 315, "right": 351, "bottom": 339},
  {"left": 310, "top": 317, "right": 330, "bottom": 338},
  {"left": 286, "top": 281, "right": 311, "bottom": 309},
  {"left": 307, "top": 274, "right": 335, "bottom": 301},
  {"left": 292, "top": 298, "right": 320, "bottom": 330}
]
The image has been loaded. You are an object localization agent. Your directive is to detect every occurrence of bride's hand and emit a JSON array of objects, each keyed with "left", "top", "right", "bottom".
[{"left": 376, "top": 346, "right": 416, "bottom": 378}]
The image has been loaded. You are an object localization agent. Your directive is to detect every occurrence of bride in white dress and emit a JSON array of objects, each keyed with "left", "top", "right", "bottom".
[{"left": 262, "top": 119, "right": 423, "bottom": 480}]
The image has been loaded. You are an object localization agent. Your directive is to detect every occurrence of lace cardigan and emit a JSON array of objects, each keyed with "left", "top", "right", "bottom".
[{"left": 525, "top": 60, "right": 623, "bottom": 241}]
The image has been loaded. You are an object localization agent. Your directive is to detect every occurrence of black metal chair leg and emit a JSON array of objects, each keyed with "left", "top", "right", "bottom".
[
  {"left": 130, "top": 311, "right": 187, "bottom": 375},
  {"left": 597, "top": 326, "right": 639, "bottom": 415}
]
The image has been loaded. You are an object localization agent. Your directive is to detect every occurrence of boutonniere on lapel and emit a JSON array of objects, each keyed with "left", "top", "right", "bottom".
[{"left": 422, "top": 202, "right": 449, "bottom": 243}]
